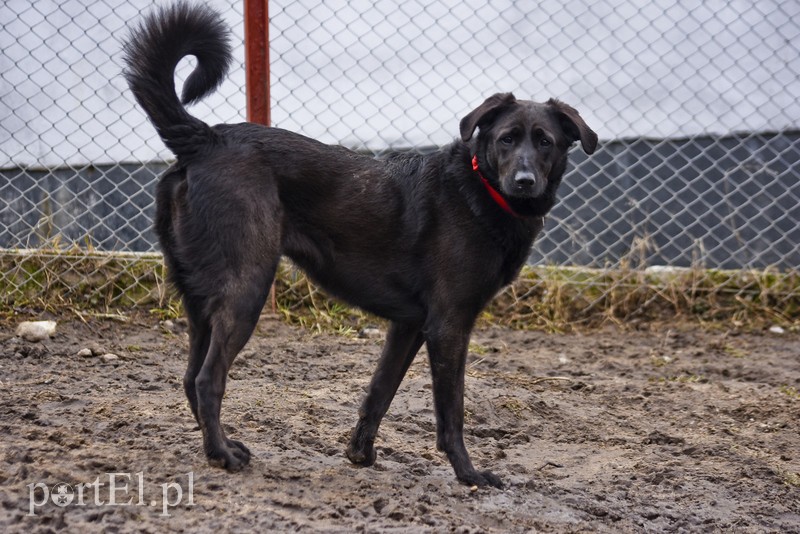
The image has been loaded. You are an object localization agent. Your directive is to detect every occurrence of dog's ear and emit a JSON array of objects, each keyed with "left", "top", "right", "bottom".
[
  {"left": 459, "top": 93, "right": 517, "bottom": 142},
  {"left": 547, "top": 99, "right": 598, "bottom": 154}
]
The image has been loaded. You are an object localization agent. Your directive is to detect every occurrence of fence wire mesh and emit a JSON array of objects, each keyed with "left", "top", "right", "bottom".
[{"left": 1, "top": 0, "right": 798, "bottom": 323}]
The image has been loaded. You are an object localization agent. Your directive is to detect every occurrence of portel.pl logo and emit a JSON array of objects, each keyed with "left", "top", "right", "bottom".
[{"left": 28, "top": 472, "right": 194, "bottom": 517}]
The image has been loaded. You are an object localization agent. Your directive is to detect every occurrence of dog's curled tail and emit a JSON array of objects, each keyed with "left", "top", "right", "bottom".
[{"left": 122, "top": 2, "right": 232, "bottom": 160}]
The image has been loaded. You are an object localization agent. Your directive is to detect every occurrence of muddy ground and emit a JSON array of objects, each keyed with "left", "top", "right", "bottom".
[{"left": 0, "top": 313, "right": 798, "bottom": 532}]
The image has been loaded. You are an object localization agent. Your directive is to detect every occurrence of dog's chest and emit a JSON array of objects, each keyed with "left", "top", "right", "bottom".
[{"left": 497, "top": 218, "right": 544, "bottom": 286}]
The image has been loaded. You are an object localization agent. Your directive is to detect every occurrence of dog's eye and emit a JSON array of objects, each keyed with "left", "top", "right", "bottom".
[
  {"left": 500, "top": 136, "right": 513, "bottom": 145},
  {"left": 540, "top": 138, "right": 552, "bottom": 147}
]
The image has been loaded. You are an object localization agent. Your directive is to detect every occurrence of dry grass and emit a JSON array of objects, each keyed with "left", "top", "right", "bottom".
[
  {"left": 486, "top": 264, "right": 799, "bottom": 331},
  {"left": 1, "top": 247, "right": 168, "bottom": 315},
  {"left": 1, "top": 247, "right": 798, "bottom": 331}
]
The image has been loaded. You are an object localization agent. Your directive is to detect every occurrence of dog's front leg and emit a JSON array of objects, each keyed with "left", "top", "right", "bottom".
[
  {"left": 426, "top": 325, "right": 503, "bottom": 488},
  {"left": 347, "top": 321, "right": 424, "bottom": 466}
]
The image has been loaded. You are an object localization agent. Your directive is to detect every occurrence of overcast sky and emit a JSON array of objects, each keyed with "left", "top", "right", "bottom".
[{"left": 1, "top": 0, "right": 798, "bottom": 167}]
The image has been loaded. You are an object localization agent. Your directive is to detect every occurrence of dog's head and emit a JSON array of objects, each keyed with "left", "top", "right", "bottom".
[{"left": 460, "top": 93, "right": 597, "bottom": 206}]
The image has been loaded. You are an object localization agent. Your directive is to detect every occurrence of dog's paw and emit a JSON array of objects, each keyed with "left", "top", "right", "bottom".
[
  {"left": 207, "top": 438, "right": 251, "bottom": 472},
  {"left": 458, "top": 469, "right": 504, "bottom": 489},
  {"left": 346, "top": 443, "right": 377, "bottom": 466}
]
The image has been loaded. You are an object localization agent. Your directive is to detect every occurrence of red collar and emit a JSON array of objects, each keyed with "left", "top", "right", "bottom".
[{"left": 471, "top": 155, "right": 520, "bottom": 218}]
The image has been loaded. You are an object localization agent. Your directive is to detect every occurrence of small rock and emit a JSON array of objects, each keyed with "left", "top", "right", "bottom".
[
  {"left": 358, "top": 326, "right": 383, "bottom": 339},
  {"left": 76, "top": 348, "right": 94, "bottom": 358},
  {"left": 101, "top": 353, "right": 120, "bottom": 362},
  {"left": 769, "top": 325, "right": 785, "bottom": 335},
  {"left": 160, "top": 319, "right": 188, "bottom": 334},
  {"left": 16, "top": 321, "right": 56, "bottom": 342}
]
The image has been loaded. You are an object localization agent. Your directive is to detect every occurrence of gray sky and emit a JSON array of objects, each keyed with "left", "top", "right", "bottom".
[{"left": 1, "top": 0, "right": 799, "bottom": 167}]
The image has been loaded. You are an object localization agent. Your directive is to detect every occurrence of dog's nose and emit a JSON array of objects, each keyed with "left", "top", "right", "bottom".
[
  {"left": 513, "top": 171, "right": 546, "bottom": 197},
  {"left": 514, "top": 172, "right": 537, "bottom": 186}
]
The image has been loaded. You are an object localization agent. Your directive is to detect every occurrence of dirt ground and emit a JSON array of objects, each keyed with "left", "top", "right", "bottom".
[{"left": 0, "top": 312, "right": 798, "bottom": 533}]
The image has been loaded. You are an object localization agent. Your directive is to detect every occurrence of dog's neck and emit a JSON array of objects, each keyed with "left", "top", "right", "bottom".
[{"left": 470, "top": 155, "right": 521, "bottom": 218}]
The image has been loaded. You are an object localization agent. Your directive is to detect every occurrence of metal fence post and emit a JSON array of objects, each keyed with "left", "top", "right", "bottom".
[{"left": 244, "top": 0, "right": 270, "bottom": 126}]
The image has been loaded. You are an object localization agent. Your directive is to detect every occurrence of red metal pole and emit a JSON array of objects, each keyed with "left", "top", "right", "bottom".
[
  {"left": 244, "top": 0, "right": 276, "bottom": 311},
  {"left": 244, "top": 0, "right": 270, "bottom": 126}
]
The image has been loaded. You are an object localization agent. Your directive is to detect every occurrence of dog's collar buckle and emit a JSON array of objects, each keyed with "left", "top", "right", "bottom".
[{"left": 471, "top": 155, "right": 521, "bottom": 218}]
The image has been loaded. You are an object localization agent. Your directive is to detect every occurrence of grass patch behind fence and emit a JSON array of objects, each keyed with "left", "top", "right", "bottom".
[
  {"left": 1, "top": 248, "right": 798, "bottom": 331},
  {"left": 486, "top": 264, "right": 799, "bottom": 331},
  {"left": 1, "top": 248, "right": 168, "bottom": 313}
]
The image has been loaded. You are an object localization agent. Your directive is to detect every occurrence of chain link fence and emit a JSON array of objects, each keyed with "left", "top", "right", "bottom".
[{"left": 2, "top": 0, "right": 798, "bottom": 321}]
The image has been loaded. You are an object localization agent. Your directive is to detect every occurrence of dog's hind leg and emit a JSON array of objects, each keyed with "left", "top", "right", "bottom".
[
  {"left": 347, "top": 321, "right": 424, "bottom": 466},
  {"left": 193, "top": 267, "right": 276, "bottom": 471},
  {"left": 425, "top": 321, "right": 503, "bottom": 488},
  {"left": 182, "top": 296, "right": 211, "bottom": 426}
]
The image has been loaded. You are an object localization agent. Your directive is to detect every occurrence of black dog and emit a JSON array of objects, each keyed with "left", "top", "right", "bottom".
[{"left": 123, "top": 2, "right": 596, "bottom": 487}]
